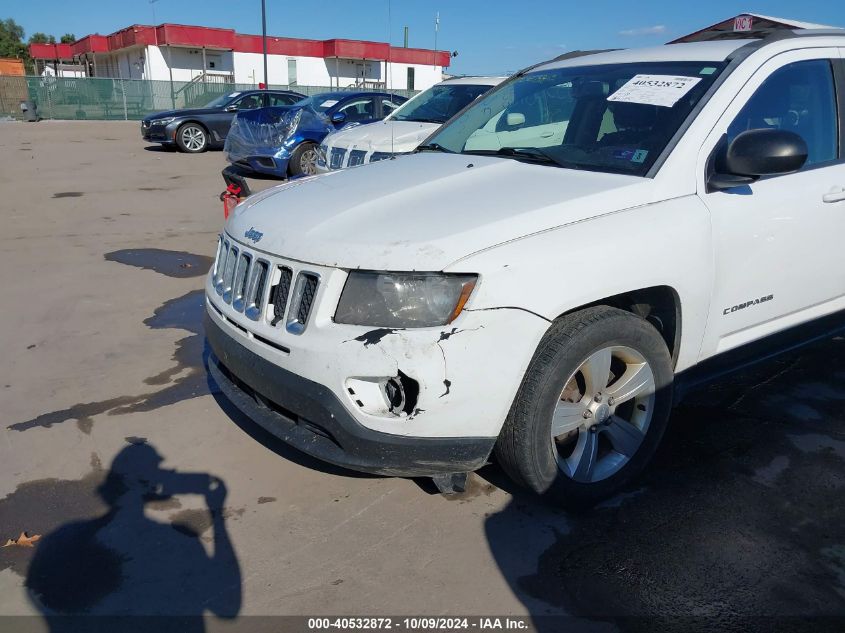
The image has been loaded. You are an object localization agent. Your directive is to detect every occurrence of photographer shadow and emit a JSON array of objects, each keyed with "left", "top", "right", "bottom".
[{"left": 25, "top": 442, "right": 241, "bottom": 633}]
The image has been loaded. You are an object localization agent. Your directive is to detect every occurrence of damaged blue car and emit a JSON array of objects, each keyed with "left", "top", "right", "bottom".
[{"left": 223, "top": 91, "right": 407, "bottom": 180}]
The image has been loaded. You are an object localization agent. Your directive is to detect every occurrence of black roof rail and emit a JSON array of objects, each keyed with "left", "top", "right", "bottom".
[{"left": 720, "top": 27, "right": 844, "bottom": 66}]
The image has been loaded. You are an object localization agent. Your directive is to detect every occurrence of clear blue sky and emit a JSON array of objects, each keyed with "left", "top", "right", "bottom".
[{"left": 8, "top": 0, "right": 844, "bottom": 75}]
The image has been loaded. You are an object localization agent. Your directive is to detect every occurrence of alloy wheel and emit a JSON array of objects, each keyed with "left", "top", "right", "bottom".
[
  {"left": 181, "top": 126, "right": 206, "bottom": 151},
  {"left": 300, "top": 148, "right": 318, "bottom": 175},
  {"left": 550, "top": 345, "right": 656, "bottom": 483}
]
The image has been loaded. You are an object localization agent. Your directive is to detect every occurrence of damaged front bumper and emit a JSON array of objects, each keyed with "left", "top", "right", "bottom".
[
  {"left": 206, "top": 313, "right": 495, "bottom": 476},
  {"left": 203, "top": 242, "right": 549, "bottom": 476}
]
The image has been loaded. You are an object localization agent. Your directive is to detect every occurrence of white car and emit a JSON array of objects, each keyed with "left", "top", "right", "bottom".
[
  {"left": 205, "top": 31, "right": 845, "bottom": 503},
  {"left": 315, "top": 76, "right": 506, "bottom": 172}
]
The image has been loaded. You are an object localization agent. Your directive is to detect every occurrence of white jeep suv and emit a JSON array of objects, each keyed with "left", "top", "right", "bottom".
[{"left": 206, "top": 31, "right": 845, "bottom": 503}]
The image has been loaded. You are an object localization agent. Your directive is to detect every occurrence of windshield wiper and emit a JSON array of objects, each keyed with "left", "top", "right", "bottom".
[
  {"left": 406, "top": 117, "right": 446, "bottom": 124},
  {"left": 416, "top": 142, "right": 454, "bottom": 153},
  {"left": 463, "top": 146, "right": 580, "bottom": 169}
]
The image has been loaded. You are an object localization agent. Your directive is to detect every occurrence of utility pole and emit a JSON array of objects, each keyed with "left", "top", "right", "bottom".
[
  {"left": 433, "top": 12, "right": 439, "bottom": 69},
  {"left": 261, "top": 0, "right": 268, "bottom": 87}
]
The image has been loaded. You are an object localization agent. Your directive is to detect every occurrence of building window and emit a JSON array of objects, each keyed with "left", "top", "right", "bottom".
[
  {"left": 407, "top": 67, "right": 415, "bottom": 91},
  {"left": 288, "top": 59, "right": 297, "bottom": 86}
]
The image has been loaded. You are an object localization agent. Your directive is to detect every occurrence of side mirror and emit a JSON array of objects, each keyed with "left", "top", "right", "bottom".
[
  {"left": 709, "top": 129, "right": 808, "bottom": 191},
  {"left": 331, "top": 111, "right": 347, "bottom": 124},
  {"left": 224, "top": 104, "right": 238, "bottom": 112},
  {"left": 506, "top": 112, "right": 526, "bottom": 127}
]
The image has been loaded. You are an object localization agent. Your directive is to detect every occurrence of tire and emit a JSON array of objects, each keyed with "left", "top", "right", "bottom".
[
  {"left": 288, "top": 142, "right": 319, "bottom": 177},
  {"left": 175, "top": 122, "right": 208, "bottom": 153},
  {"left": 495, "top": 306, "right": 674, "bottom": 506}
]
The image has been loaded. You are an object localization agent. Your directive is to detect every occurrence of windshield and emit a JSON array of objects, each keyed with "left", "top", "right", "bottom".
[
  {"left": 425, "top": 61, "right": 726, "bottom": 176},
  {"left": 391, "top": 83, "right": 494, "bottom": 124},
  {"left": 206, "top": 92, "right": 242, "bottom": 109},
  {"left": 293, "top": 94, "right": 344, "bottom": 112}
]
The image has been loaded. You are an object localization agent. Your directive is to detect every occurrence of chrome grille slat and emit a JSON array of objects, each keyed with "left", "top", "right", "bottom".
[
  {"left": 245, "top": 260, "right": 269, "bottom": 321},
  {"left": 232, "top": 252, "right": 252, "bottom": 312},
  {"left": 213, "top": 236, "right": 320, "bottom": 334},
  {"left": 221, "top": 245, "right": 238, "bottom": 303},
  {"left": 214, "top": 239, "right": 231, "bottom": 294}
]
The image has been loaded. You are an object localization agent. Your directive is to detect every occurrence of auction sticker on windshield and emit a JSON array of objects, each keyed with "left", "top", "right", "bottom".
[{"left": 608, "top": 75, "right": 702, "bottom": 108}]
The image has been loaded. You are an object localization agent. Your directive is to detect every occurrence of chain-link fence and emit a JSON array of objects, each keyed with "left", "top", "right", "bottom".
[{"left": 0, "top": 76, "right": 418, "bottom": 121}]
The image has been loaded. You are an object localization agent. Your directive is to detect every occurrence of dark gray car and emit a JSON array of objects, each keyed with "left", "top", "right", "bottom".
[{"left": 141, "top": 89, "right": 305, "bottom": 153}]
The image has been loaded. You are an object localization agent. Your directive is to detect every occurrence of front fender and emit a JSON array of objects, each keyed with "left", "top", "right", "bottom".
[{"left": 445, "top": 196, "right": 714, "bottom": 372}]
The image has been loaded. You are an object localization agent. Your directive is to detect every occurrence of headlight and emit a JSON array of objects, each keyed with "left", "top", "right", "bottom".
[
  {"left": 151, "top": 117, "right": 176, "bottom": 126},
  {"left": 335, "top": 271, "right": 477, "bottom": 328}
]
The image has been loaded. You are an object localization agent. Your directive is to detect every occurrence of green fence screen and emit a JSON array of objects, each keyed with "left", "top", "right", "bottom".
[{"left": 0, "top": 76, "right": 417, "bottom": 121}]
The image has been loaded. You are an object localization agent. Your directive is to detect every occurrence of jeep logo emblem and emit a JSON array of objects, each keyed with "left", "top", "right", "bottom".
[{"left": 244, "top": 227, "right": 263, "bottom": 243}]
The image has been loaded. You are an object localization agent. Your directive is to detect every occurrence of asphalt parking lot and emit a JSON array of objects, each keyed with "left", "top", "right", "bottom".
[{"left": 1, "top": 121, "right": 844, "bottom": 632}]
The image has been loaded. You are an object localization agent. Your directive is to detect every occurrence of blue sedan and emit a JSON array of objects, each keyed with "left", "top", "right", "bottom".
[{"left": 223, "top": 91, "right": 407, "bottom": 180}]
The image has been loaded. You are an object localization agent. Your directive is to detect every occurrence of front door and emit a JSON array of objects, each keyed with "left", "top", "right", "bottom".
[{"left": 697, "top": 50, "right": 845, "bottom": 358}]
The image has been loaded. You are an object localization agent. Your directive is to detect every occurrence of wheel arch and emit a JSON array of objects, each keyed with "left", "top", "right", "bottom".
[
  {"left": 554, "top": 285, "right": 682, "bottom": 368},
  {"left": 177, "top": 119, "right": 209, "bottom": 133}
]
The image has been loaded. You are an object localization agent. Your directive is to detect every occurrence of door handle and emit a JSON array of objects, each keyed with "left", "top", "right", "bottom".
[{"left": 823, "top": 187, "right": 845, "bottom": 203}]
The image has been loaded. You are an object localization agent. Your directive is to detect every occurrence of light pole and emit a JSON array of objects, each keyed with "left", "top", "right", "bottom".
[
  {"left": 433, "top": 12, "right": 439, "bottom": 69},
  {"left": 261, "top": 0, "right": 268, "bottom": 87}
]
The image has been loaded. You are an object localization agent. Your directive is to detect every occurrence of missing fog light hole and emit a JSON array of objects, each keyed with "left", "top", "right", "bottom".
[{"left": 384, "top": 371, "right": 419, "bottom": 416}]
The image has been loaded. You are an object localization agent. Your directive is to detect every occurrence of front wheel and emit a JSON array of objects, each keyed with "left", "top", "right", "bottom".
[
  {"left": 175, "top": 123, "right": 208, "bottom": 153},
  {"left": 495, "top": 306, "right": 674, "bottom": 505},
  {"left": 288, "top": 142, "right": 319, "bottom": 177}
]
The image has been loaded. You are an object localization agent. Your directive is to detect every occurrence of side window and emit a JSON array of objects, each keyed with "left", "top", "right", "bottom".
[
  {"left": 338, "top": 97, "right": 376, "bottom": 122},
  {"left": 727, "top": 59, "right": 838, "bottom": 167},
  {"left": 381, "top": 98, "right": 403, "bottom": 117},
  {"left": 268, "top": 92, "right": 297, "bottom": 106},
  {"left": 234, "top": 94, "right": 263, "bottom": 110}
]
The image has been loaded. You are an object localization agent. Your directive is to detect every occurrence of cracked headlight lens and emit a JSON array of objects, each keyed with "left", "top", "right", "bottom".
[{"left": 335, "top": 272, "right": 477, "bottom": 328}]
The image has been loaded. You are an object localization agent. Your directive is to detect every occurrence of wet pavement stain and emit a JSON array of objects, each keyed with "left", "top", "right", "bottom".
[
  {"left": 7, "top": 289, "right": 213, "bottom": 432},
  {"left": 257, "top": 496, "right": 276, "bottom": 504},
  {"left": 0, "top": 456, "right": 114, "bottom": 582},
  {"left": 488, "top": 337, "right": 845, "bottom": 632},
  {"left": 170, "top": 507, "right": 245, "bottom": 538},
  {"left": 52, "top": 192, "right": 84, "bottom": 198},
  {"left": 104, "top": 248, "right": 213, "bottom": 279},
  {"left": 169, "top": 508, "right": 214, "bottom": 538}
]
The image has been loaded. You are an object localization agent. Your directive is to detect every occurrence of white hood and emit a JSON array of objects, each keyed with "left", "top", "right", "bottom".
[
  {"left": 228, "top": 153, "right": 654, "bottom": 271},
  {"left": 325, "top": 120, "right": 440, "bottom": 154}
]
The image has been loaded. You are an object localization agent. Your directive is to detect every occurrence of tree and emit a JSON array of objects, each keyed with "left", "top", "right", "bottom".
[
  {"left": 28, "top": 32, "right": 56, "bottom": 44},
  {"left": 60, "top": 33, "right": 76, "bottom": 44},
  {"left": 0, "top": 18, "right": 28, "bottom": 60}
]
